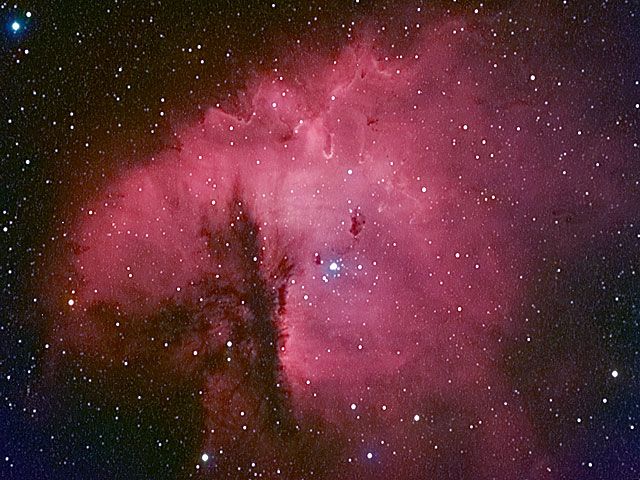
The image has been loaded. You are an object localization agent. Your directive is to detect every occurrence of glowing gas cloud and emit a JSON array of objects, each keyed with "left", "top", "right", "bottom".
[{"left": 41, "top": 14, "right": 634, "bottom": 480}]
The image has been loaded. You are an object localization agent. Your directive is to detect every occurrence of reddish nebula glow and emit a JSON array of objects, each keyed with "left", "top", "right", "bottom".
[{"left": 41, "top": 17, "right": 629, "bottom": 479}]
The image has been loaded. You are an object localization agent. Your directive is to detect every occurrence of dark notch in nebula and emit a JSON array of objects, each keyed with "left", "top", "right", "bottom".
[{"left": 37, "top": 189, "right": 341, "bottom": 477}]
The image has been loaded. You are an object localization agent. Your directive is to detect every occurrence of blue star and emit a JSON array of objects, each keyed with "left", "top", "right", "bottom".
[{"left": 8, "top": 12, "right": 30, "bottom": 35}]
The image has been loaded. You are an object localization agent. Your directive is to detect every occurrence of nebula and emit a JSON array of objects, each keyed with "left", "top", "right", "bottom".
[{"left": 37, "top": 13, "right": 635, "bottom": 480}]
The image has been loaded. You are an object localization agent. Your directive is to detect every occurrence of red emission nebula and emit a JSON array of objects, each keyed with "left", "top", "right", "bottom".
[{"left": 39, "top": 16, "right": 631, "bottom": 480}]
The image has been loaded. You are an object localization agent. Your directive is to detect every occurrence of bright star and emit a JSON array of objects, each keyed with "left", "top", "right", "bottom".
[
  {"left": 329, "top": 262, "right": 339, "bottom": 271},
  {"left": 201, "top": 453, "right": 209, "bottom": 462},
  {"left": 11, "top": 21, "right": 21, "bottom": 32}
]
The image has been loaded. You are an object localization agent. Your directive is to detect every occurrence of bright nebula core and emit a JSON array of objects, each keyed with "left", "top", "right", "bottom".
[{"left": 2, "top": 2, "right": 640, "bottom": 479}]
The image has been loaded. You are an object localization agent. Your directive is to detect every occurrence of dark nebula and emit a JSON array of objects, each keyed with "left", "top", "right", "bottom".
[{"left": 2, "top": 1, "right": 640, "bottom": 479}]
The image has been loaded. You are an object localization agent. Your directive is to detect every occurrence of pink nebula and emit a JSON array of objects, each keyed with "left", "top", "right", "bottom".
[{"left": 41, "top": 16, "right": 627, "bottom": 479}]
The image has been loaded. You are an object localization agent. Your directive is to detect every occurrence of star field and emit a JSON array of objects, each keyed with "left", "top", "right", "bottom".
[{"left": 1, "top": 1, "right": 640, "bottom": 479}]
